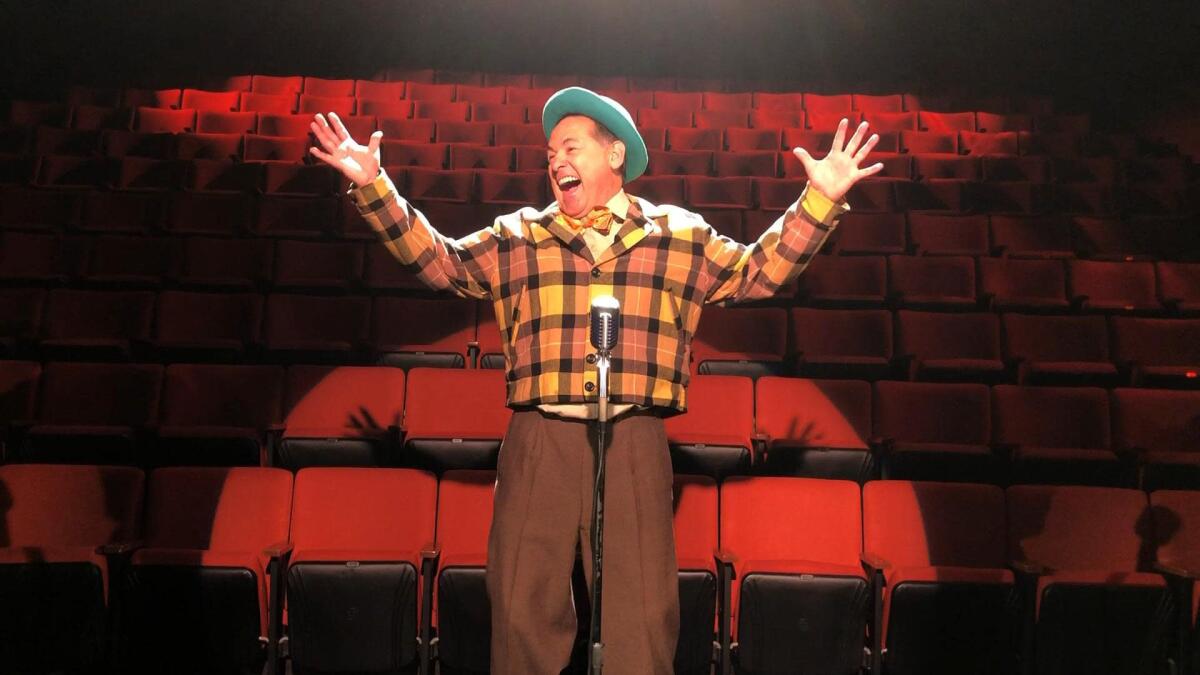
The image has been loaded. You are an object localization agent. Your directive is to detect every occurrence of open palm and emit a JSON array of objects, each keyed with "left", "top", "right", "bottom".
[
  {"left": 309, "top": 112, "right": 384, "bottom": 188},
  {"left": 793, "top": 118, "right": 883, "bottom": 203}
]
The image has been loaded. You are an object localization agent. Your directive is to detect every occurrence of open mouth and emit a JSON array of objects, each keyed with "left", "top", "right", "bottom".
[{"left": 557, "top": 175, "right": 582, "bottom": 195}]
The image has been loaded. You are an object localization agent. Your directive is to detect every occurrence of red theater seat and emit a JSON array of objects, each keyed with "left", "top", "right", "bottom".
[
  {"left": 413, "top": 101, "right": 470, "bottom": 122},
  {"left": 664, "top": 374, "right": 754, "bottom": 478},
  {"left": 239, "top": 92, "right": 298, "bottom": 115},
  {"left": 180, "top": 89, "right": 241, "bottom": 112},
  {"left": 993, "top": 385, "right": 1127, "bottom": 486},
  {"left": 853, "top": 94, "right": 905, "bottom": 113},
  {"left": 798, "top": 255, "right": 888, "bottom": 307},
  {"left": 255, "top": 194, "right": 338, "bottom": 238},
  {"left": 302, "top": 77, "right": 356, "bottom": 97},
  {"left": 703, "top": 91, "right": 752, "bottom": 111},
  {"left": 960, "top": 131, "right": 1020, "bottom": 156},
  {"left": 790, "top": 307, "right": 894, "bottom": 380},
  {"left": 80, "top": 190, "right": 162, "bottom": 235},
  {"left": 713, "top": 150, "right": 776, "bottom": 177},
  {"left": 0, "top": 231, "right": 67, "bottom": 285},
  {"left": 1068, "top": 260, "right": 1160, "bottom": 314},
  {"left": 1002, "top": 313, "right": 1117, "bottom": 386},
  {"left": 259, "top": 161, "right": 339, "bottom": 196},
  {"left": 433, "top": 470, "right": 497, "bottom": 674},
  {"left": 155, "top": 364, "right": 284, "bottom": 465},
  {"left": 121, "top": 88, "right": 181, "bottom": 110},
  {"left": 276, "top": 366, "right": 406, "bottom": 469},
  {"left": 152, "top": 290, "right": 263, "bottom": 361},
  {"left": 33, "top": 127, "right": 101, "bottom": 156},
  {"left": 355, "top": 79, "right": 407, "bottom": 101},
  {"left": 752, "top": 92, "right": 804, "bottom": 111},
  {"left": 121, "top": 467, "right": 292, "bottom": 674},
  {"left": 402, "top": 167, "right": 475, "bottom": 203},
  {"left": 165, "top": 191, "right": 254, "bottom": 235},
  {"left": 134, "top": 107, "right": 195, "bottom": 133},
  {"left": 0, "top": 291, "right": 44, "bottom": 357},
  {"left": 718, "top": 476, "right": 867, "bottom": 674},
  {"left": 357, "top": 99, "right": 412, "bottom": 119},
  {"left": 918, "top": 111, "right": 976, "bottom": 133},
  {"left": 253, "top": 112, "right": 314, "bottom": 137},
  {"left": 469, "top": 102, "right": 527, "bottom": 124},
  {"left": 174, "top": 132, "right": 242, "bottom": 161},
  {"left": 896, "top": 310, "right": 1005, "bottom": 382},
  {"left": 907, "top": 213, "right": 989, "bottom": 256},
  {"left": 492, "top": 122, "right": 543, "bottom": 146},
  {"left": 978, "top": 257, "right": 1070, "bottom": 312},
  {"left": 1072, "top": 216, "right": 1154, "bottom": 261},
  {"left": 873, "top": 380, "right": 996, "bottom": 482},
  {"left": 900, "top": 131, "right": 958, "bottom": 154},
  {"left": 272, "top": 239, "right": 364, "bottom": 292},
  {"left": 825, "top": 212, "right": 906, "bottom": 255},
  {"left": 40, "top": 289, "right": 154, "bottom": 361},
  {"left": 262, "top": 293, "right": 370, "bottom": 363},
  {"left": 381, "top": 140, "right": 447, "bottom": 168},
  {"left": 888, "top": 255, "right": 978, "bottom": 309},
  {"left": 402, "top": 367, "right": 510, "bottom": 472},
  {"left": 35, "top": 155, "right": 117, "bottom": 189},
  {"left": 1110, "top": 317, "right": 1200, "bottom": 388},
  {"left": 691, "top": 306, "right": 788, "bottom": 377},
  {"left": 6, "top": 100, "right": 72, "bottom": 127},
  {"left": 280, "top": 467, "right": 437, "bottom": 675},
  {"left": 989, "top": 214, "right": 1074, "bottom": 258},
  {"left": 243, "top": 135, "right": 311, "bottom": 163},
  {"left": 982, "top": 156, "right": 1052, "bottom": 183},
  {"left": 251, "top": 75, "right": 303, "bottom": 94},
  {"left": 70, "top": 104, "right": 134, "bottom": 131},
  {"left": 754, "top": 376, "right": 873, "bottom": 480},
  {"left": 476, "top": 170, "right": 545, "bottom": 204},
  {"left": 0, "top": 464, "right": 144, "bottom": 672},
  {"left": 861, "top": 481, "right": 1014, "bottom": 675},
  {"left": 80, "top": 233, "right": 172, "bottom": 287},
  {"left": 22, "top": 362, "right": 161, "bottom": 465},
  {"left": 1006, "top": 485, "right": 1169, "bottom": 675},
  {"left": 668, "top": 127, "right": 722, "bottom": 151},
  {"left": 648, "top": 149, "right": 712, "bottom": 176},
  {"left": 297, "top": 94, "right": 355, "bottom": 117},
  {"left": 684, "top": 176, "right": 753, "bottom": 209},
  {"left": 1157, "top": 262, "right": 1200, "bottom": 315},
  {"left": 1115, "top": 389, "right": 1200, "bottom": 489},
  {"left": 372, "top": 297, "right": 477, "bottom": 369},
  {"left": 725, "top": 127, "right": 782, "bottom": 152},
  {"left": 435, "top": 121, "right": 493, "bottom": 144}
]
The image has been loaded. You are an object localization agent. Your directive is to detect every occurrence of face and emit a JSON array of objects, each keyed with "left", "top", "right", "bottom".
[{"left": 546, "top": 115, "right": 626, "bottom": 218}]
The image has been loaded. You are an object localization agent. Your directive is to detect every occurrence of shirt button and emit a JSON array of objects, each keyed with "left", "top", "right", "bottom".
[
  {"left": 586, "top": 353, "right": 597, "bottom": 364},
  {"left": 584, "top": 382, "right": 596, "bottom": 393},
  {"left": 591, "top": 268, "right": 601, "bottom": 278}
]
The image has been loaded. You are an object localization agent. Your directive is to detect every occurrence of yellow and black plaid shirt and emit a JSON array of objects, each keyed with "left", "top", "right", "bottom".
[{"left": 352, "top": 170, "right": 845, "bottom": 414}]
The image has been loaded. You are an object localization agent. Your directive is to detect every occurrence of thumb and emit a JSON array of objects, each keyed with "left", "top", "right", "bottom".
[
  {"left": 367, "top": 130, "right": 384, "bottom": 154},
  {"left": 793, "top": 146, "right": 816, "bottom": 172}
]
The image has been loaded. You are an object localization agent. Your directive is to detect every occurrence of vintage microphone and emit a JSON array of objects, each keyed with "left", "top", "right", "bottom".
[{"left": 588, "top": 294, "right": 619, "bottom": 675}]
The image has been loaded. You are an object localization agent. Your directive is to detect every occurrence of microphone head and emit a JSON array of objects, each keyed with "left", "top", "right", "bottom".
[{"left": 590, "top": 295, "right": 620, "bottom": 351}]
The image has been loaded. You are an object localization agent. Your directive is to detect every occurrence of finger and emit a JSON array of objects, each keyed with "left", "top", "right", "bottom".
[
  {"left": 327, "top": 112, "right": 351, "bottom": 143},
  {"left": 844, "top": 121, "right": 870, "bottom": 157},
  {"left": 309, "top": 118, "right": 340, "bottom": 151},
  {"left": 853, "top": 133, "right": 880, "bottom": 164},
  {"left": 309, "top": 120, "right": 343, "bottom": 154},
  {"left": 830, "top": 118, "right": 849, "bottom": 155},
  {"left": 856, "top": 162, "right": 885, "bottom": 179},
  {"left": 309, "top": 145, "right": 338, "bottom": 166},
  {"left": 366, "top": 130, "right": 384, "bottom": 155},
  {"left": 792, "top": 146, "right": 817, "bottom": 173}
]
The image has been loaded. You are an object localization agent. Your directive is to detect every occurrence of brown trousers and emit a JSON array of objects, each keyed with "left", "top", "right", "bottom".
[{"left": 486, "top": 408, "right": 680, "bottom": 674}]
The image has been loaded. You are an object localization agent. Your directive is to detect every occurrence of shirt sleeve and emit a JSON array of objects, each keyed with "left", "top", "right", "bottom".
[
  {"left": 350, "top": 169, "right": 497, "bottom": 300},
  {"left": 702, "top": 184, "right": 846, "bottom": 304}
]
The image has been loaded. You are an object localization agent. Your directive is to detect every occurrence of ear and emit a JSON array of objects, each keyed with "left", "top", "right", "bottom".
[{"left": 608, "top": 140, "right": 626, "bottom": 172}]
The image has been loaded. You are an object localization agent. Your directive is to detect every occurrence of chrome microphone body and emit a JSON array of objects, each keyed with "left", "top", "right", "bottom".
[
  {"left": 587, "top": 294, "right": 620, "bottom": 675},
  {"left": 589, "top": 295, "right": 620, "bottom": 424}
]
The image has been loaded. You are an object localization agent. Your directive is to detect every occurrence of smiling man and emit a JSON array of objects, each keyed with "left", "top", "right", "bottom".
[{"left": 310, "top": 86, "right": 882, "bottom": 674}]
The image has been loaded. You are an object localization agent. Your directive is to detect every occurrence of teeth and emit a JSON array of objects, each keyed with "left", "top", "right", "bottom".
[{"left": 558, "top": 176, "right": 580, "bottom": 189}]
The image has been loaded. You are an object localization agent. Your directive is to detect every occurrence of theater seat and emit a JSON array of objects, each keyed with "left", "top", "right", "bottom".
[
  {"left": 120, "top": 467, "right": 292, "bottom": 675},
  {"left": 754, "top": 376, "right": 874, "bottom": 481},
  {"left": 1007, "top": 484, "right": 1170, "bottom": 675},
  {"left": 993, "top": 385, "right": 1129, "bottom": 486},
  {"left": 664, "top": 374, "right": 755, "bottom": 478},
  {"left": 718, "top": 477, "right": 867, "bottom": 675},
  {"left": 434, "top": 470, "right": 497, "bottom": 675},
  {"left": 1109, "top": 317, "right": 1200, "bottom": 388},
  {"left": 402, "top": 367, "right": 510, "bottom": 472},
  {"left": 1002, "top": 313, "right": 1118, "bottom": 386},
  {"left": 373, "top": 297, "right": 477, "bottom": 369},
  {"left": 862, "top": 480, "right": 1015, "bottom": 675},
  {"left": 790, "top": 307, "right": 894, "bottom": 380},
  {"left": 978, "top": 257, "right": 1070, "bottom": 312},
  {"left": 873, "top": 381, "right": 998, "bottom": 483},
  {"left": 280, "top": 467, "right": 438, "bottom": 675},
  {"left": 277, "top": 365, "right": 407, "bottom": 469},
  {"left": 155, "top": 364, "right": 284, "bottom": 466},
  {"left": 1112, "top": 388, "right": 1200, "bottom": 490},
  {"left": 690, "top": 306, "right": 788, "bottom": 377},
  {"left": 896, "top": 310, "right": 1006, "bottom": 382}
]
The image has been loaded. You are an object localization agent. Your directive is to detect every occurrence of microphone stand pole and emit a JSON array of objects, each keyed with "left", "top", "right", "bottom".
[{"left": 588, "top": 347, "right": 612, "bottom": 675}]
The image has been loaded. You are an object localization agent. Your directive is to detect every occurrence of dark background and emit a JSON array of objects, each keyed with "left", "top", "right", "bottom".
[{"left": 1, "top": 0, "right": 1197, "bottom": 133}]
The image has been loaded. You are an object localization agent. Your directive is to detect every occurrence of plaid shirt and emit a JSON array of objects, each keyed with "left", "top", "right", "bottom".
[{"left": 352, "top": 170, "right": 845, "bottom": 413}]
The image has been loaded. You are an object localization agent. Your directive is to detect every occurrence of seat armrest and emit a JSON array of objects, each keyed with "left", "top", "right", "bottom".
[
  {"left": 263, "top": 540, "right": 294, "bottom": 560},
  {"left": 98, "top": 540, "right": 144, "bottom": 556},
  {"left": 1154, "top": 560, "right": 1200, "bottom": 580},
  {"left": 1010, "top": 558, "right": 1050, "bottom": 577},
  {"left": 860, "top": 551, "right": 891, "bottom": 575}
]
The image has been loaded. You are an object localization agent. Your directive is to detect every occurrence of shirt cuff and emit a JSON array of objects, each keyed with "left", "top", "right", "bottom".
[
  {"left": 348, "top": 168, "right": 398, "bottom": 214},
  {"left": 798, "top": 184, "right": 849, "bottom": 228}
]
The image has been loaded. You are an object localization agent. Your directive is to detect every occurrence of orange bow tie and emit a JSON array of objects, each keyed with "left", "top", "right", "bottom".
[{"left": 555, "top": 206, "right": 616, "bottom": 235}]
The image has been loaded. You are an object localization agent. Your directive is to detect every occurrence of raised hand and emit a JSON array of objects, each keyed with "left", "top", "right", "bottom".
[
  {"left": 309, "top": 112, "right": 383, "bottom": 188},
  {"left": 793, "top": 118, "right": 884, "bottom": 203}
]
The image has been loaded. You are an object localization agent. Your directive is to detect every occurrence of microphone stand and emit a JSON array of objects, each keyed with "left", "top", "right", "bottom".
[{"left": 589, "top": 344, "right": 612, "bottom": 675}]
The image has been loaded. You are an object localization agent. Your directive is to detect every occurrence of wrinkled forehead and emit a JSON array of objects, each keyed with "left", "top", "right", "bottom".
[{"left": 548, "top": 114, "right": 602, "bottom": 146}]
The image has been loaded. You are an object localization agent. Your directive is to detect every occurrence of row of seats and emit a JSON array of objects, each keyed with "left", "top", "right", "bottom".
[
  {"left": 2, "top": 118, "right": 1161, "bottom": 167},
  {"left": 2, "top": 281, "right": 1199, "bottom": 371},
  {"left": 4, "top": 155, "right": 1191, "bottom": 217},
  {"left": 5, "top": 463, "right": 1199, "bottom": 674},
  {"left": 11, "top": 127, "right": 1192, "bottom": 186},
  {"left": 3, "top": 361, "right": 1198, "bottom": 487},
  {"left": 2, "top": 97, "right": 1095, "bottom": 135},
  {"left": 25, "top": 80, "right": 1065, "bottom": 114},
  {"left": 4, "top": 194, "right": 1196, "bottom": 264}
]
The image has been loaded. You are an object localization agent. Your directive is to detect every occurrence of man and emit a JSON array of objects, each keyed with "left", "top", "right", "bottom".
[{"left": 310, "top": 86, "right": 882, "bottom": 674}]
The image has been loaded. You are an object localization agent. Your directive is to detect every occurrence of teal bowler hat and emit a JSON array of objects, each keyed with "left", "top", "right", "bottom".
[{"left": 542, "top": 86, "right": 649, "bottom": 183}]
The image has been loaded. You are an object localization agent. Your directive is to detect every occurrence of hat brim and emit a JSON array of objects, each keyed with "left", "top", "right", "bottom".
[{"left": 542, "top": 87, "right": 648, "bottom": 183}]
